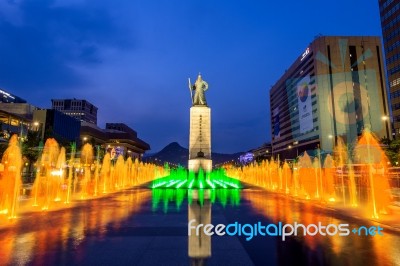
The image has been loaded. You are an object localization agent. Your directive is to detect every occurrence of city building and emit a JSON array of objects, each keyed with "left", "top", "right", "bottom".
[
  {"left": 0, "top": 89, "right": 39, "bottom": 141},
  {"left": 379, "top": 0, "right": 400, "bottom": 137},
  {"left": 80, "top": 121, "right": 107, "bottom": 145},
  {"left": 80, "top": 122, "right": 150, "bottom": 159},
  {"left": 270, "top": 36, "right": 390, "bottom": 159},
  {"left": 251, "top": 143, "right": 272, "bottom": 162},
  {"left": 0, "top": 88, "right": 26, "bottom": 103},
  {"left": 105, "top": 123, "right": 150, "bottom": 159},
  {"left": 51, "top": 99, "right": 98, "bottom": 125},
  {"left": 33, "top": 109, "right": 81, "bottom": 144},
  {"left": 0, "top": 109, "right": 31, "bottom": 141},
  {"left": 0, "top": 103, "right": 39, "bottom": 120}
]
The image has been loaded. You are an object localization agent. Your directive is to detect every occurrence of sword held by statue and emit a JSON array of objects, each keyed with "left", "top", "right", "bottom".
[{"left": 188, "top": 78, "right": 193, "bottom": 104}]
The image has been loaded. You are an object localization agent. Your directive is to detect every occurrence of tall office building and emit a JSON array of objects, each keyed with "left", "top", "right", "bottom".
[
  {"left": 379, "top": 0, "right": 400, "bottom": 137},
  {"left": 51, "top": 99, "right": 98, "bottom": 125},
  {"left": 270, "top": 36, "right": 390, "bottom": 159}
]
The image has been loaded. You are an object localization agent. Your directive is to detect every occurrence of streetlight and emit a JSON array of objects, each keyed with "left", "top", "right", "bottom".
[
  {"left": 33, "top": 121, "right": 44, "bottom": 142},
  {"left": 327, "top": 134, "right": 335, "bottom": 154},
  {"left": 382, "top": 115, "right": 390, "bottom": 139}
]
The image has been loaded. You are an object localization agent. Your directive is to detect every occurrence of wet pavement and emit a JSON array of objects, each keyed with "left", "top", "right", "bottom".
[{"left": 0, "top": 187, "right": 400, "bottom": 266}]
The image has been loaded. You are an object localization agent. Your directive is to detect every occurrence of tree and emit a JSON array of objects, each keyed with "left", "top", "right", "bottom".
[
  {"left": 22, "top": 130, "right": 41, "bottom": 163},
  {"left": 380, "top": 137, "right": 400, "bottom": 166}
]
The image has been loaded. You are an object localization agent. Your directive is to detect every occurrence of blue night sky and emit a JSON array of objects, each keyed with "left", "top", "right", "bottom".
[{"left": 0, "top": 0, "right": 382, "bottom": 153}]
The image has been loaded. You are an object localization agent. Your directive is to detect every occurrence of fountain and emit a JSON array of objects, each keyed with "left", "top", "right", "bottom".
[
  {"left": 79, "top": 143, "right": 94, "bottom": 199},
  {"left": 226, "top": 128, "right": 394, "bottom": 219},
  {"left": 323, "top": 155, "right": 336, "bottom": 201},
  {"left": 0, "top": 135, "right": 22, "bottom": 219},
  {"left": 151, "top": 166, "right": 241, "bottom": 190},
  {"left": 32, "top": 138, "right": 61, "bottom": 210},
  {"left": 0, "top": 135, "right": 167, "bottom": 221},
  {"left": 3, "top": 126, "right": 387, "bottom": 222},
  {"left": 353, "top": 128, "right": 392, "bottom": 218},
  {"left": 65, "top": 143, "right": 75, "bottom": 203}
]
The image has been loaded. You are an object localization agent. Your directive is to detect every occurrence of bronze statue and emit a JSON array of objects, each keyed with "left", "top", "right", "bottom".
[{"left": 188, "top": 73, "right": 209, "bottom": 106}]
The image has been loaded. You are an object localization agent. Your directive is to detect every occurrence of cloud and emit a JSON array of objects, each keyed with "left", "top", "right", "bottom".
[
  {"left": 0, "top": 0, "right": 24, "bottom": 26},
  {"left": 0, "top": 0, "right": 134, "bottom": 102}
]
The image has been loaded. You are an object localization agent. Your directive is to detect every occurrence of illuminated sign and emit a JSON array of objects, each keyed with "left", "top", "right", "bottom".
[
  {"left": 0, "top": 90, "right": 15, "bottom": 99},
  {"left": 240, "top": 153, "right": 254, "bottom": 164},
  {"left": 110, "top": 146, "right": 124, "bottom": 159},
  {"left": 300, "top": 47, "right": 310, "bottom": 61}
]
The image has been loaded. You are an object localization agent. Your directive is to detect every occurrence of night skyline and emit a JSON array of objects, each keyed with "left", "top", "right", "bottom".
[{"left": 0, "top": 0, "right": 383, "bottom": 153}]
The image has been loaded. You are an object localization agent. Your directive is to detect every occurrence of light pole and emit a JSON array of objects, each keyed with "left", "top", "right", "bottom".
[
  {"left": 293, "top": 141, "right": 299, "bottom": 158},
  {"left": 382, "top": 115, "right": 390, "bottom": 139},
  {"left": 328, "top": 134, "right": 334, "bottom": 153},
  {"left": 33, "top": 121, "right": 45, "bottom": 143}
]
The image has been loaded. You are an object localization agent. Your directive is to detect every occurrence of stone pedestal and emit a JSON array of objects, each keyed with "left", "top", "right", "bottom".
[
  {"left": 188, "top": 193, "right": 211, "bottom": 259},
  {"left": 188, "top": 106, "right": 212, "bottom": 172}
]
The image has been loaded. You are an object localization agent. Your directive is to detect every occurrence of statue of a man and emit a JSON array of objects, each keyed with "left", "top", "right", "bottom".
[{"left": 189, "top": 73, "right": 209, "bottom": 106}]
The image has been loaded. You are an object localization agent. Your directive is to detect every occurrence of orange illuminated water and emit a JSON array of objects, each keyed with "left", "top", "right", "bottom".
[
  {"left": 0, "top": 135, "right": 22, "bottom": 219},
  {"left": 0, "top": 128, "right": 396, "bottom": 224},
  {"left": 353, "top": 128, "right": 392, "bottom": 218},
  {"left": 0, "top": 136, "right": 167, "bottom": 221},
  {"left": 227, "top": 128, "right": 394, "bottom": 219},
  {"left": 0, "top": 188, "right": 150, "bottom": 265},
  {"left": 242, "top": 189, "right": 400, "bottom": 265}
]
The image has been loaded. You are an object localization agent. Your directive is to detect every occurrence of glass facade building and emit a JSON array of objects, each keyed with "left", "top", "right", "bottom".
[
  {"left": 270, "top": 36, "right": 390, "bottom": 159},
  {"left": 379, "top": 0, "right": 400, "bottom": 137},
  {"left": 33, "top": 109, "right": 81, "bottom": 143}
]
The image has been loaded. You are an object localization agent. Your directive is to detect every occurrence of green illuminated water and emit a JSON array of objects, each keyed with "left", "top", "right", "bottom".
[
  {"left": 151, "top": 188, "right": 241, "bottom": 212},
  {"left": 151, "top": 167, "right": 241, "bottom": 189},
  {"left": 150, "top": 167, "right": 242, "bottom": 212}
]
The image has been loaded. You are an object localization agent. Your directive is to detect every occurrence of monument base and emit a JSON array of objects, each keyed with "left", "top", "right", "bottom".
[
  {"left": 188, "top": 106, "right": 211, "bottom": 171},
  {"left": 188, "top": 158, "right": 212, "bottom": 173}
]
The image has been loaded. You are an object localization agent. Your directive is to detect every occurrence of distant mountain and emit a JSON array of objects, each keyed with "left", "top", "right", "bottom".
[{"left": 144, "top": 142, "right": 242, "bottom": 167}]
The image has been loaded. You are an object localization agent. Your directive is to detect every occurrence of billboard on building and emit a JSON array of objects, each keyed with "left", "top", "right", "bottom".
[
  {"left": 109, "top": 146, "right": 124, "bottom": 159},
  {"left": 297, "top": 75, "right": 313, "bottom": 133}
]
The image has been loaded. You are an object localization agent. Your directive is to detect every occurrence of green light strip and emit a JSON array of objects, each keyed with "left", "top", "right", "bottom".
[
  {"left": 188, "top": 179, "right": 195, "bottom": 189},
  {"left": 212, "top": 180, "right": 227, "bottom": 188},
  {"left": 206, "top": 179, "right": 215, "bottom": 189},
  {"left": 151, "top": 168, "right": 241, "bottom": 190},
  {"left": 166, "top": 180, "right": 181, "bottom": 187},
  {"left": 220, "top": 180, "right": 240, "bottom": 189},
  {"left": 152, "top": 181, "right": 168, "bottom": 188},
  {"left": 175, "top": 180, "right": 188, "bottom": 188}
]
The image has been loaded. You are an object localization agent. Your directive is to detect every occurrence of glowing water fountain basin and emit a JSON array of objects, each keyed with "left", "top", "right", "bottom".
[
  {"left": 224, "top": 128, "right": 394, "bottom": 220},
  {"left": 151, "top": 168, "right": 241, "bottom": 190},
  {"left": 0, "top": 136, "right": 168, "bottom": 222}
]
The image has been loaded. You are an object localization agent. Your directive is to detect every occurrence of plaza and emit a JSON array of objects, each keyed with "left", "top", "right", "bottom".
[
  {"left": 1, "top": 1, "right": 400, "bottom": 265},
  {"left": 1, "top": 186, "right": 400, "bottom": 265}
]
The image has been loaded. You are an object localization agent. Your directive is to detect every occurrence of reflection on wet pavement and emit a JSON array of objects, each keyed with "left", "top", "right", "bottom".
[{"left": 0, "top": 187, "right": 399, "bottom": 265}]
